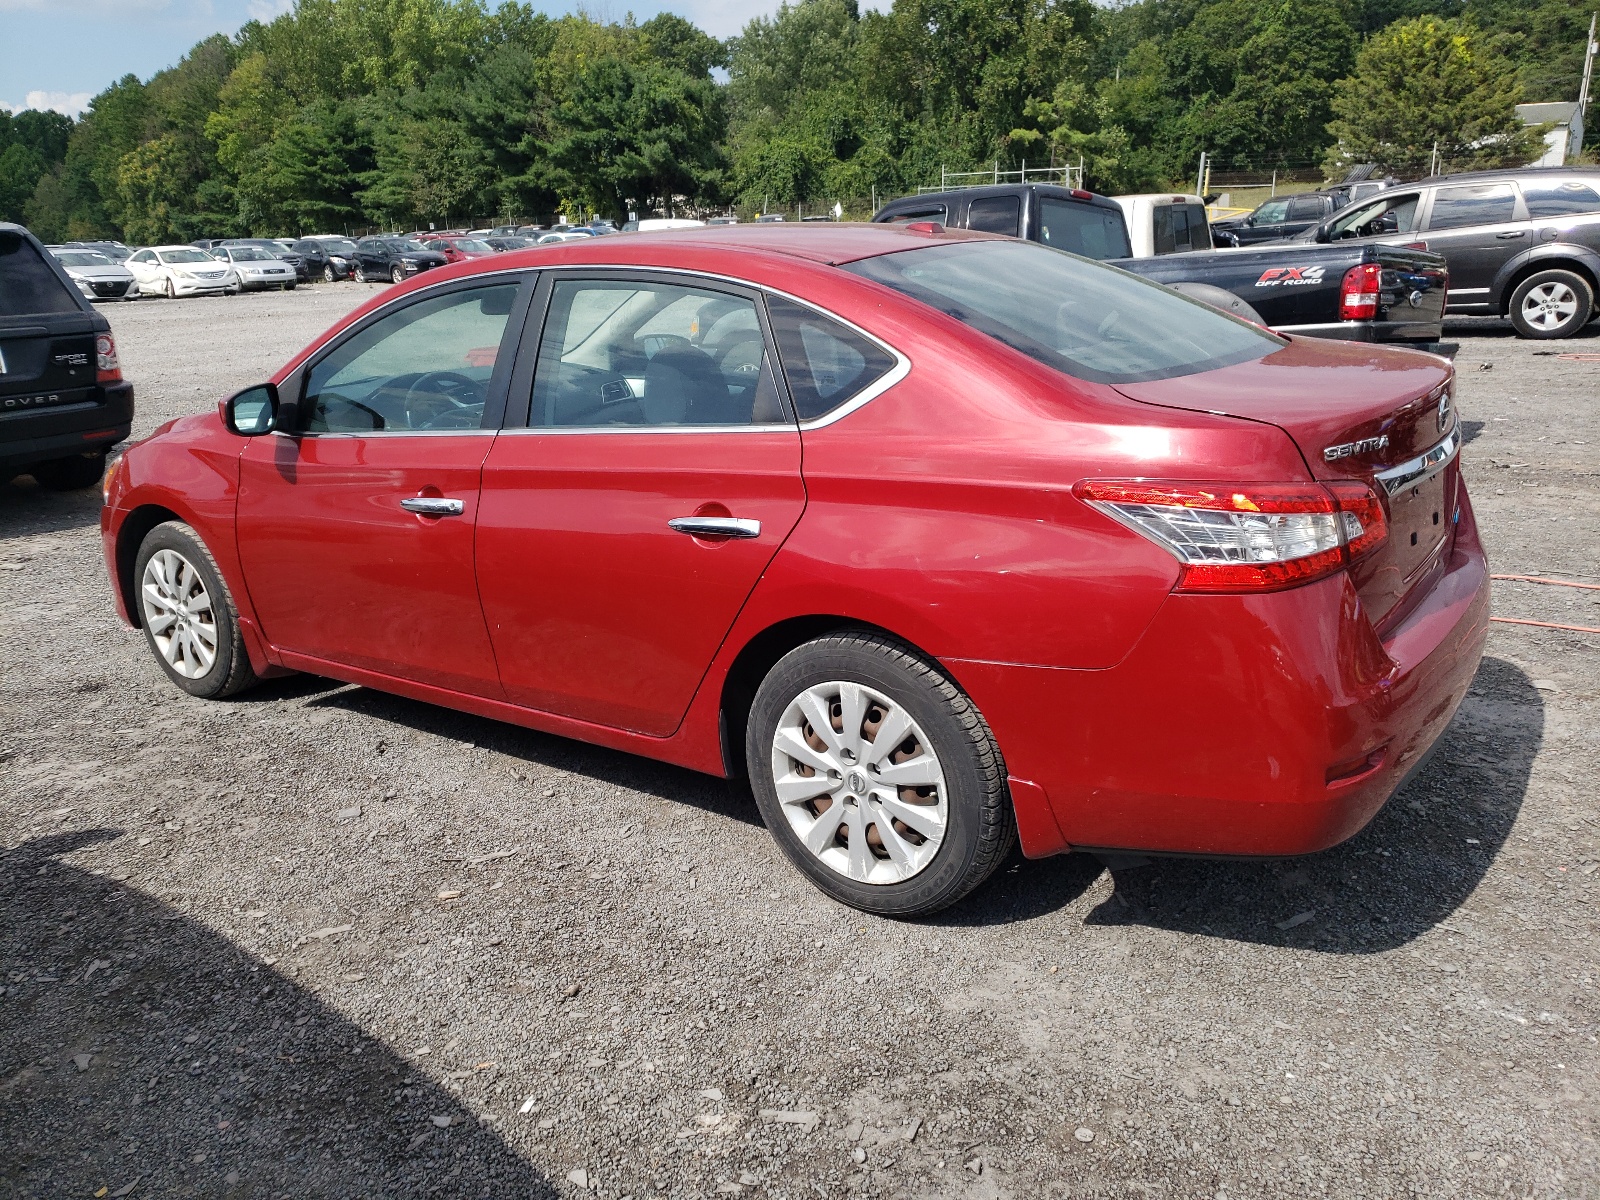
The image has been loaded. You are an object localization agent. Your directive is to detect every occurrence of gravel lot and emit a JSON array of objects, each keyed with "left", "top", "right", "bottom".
[{"left": 2, "top": 287, "right": 1597, "bottom": 1200}]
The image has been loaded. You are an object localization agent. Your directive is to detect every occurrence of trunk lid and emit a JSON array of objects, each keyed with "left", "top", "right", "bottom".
[{"left": 1115, "top": 337, "right": 1458, "bottom": 628}]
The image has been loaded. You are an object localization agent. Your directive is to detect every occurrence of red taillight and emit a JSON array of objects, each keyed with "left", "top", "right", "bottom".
[
  {"left": 1339, "top": 263, "right": 1383, "bottom": 321},
  {"left": 96, "top": 332, "right": 121, "bottom": 384},
  {"left": 1073, "top": 479, "right": 1388, "bottom": 594},
  {"left": 1070, "top": 188, "right": 1094, "bottom": 200}
]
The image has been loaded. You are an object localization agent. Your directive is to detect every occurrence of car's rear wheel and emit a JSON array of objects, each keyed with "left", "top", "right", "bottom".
[
  {"left": 746, "top": 632, "right": 1015, "bottom": 917},
  {"left": 390, "top": 263, "right": 406, "bottom": 284},
  {"left": 1509, "top": 269, "right": 1593, "bottom": 339},
  {"left": 134, "top": 522, "right": 258, "bottom": 699},
  {"left": 31, "top": 450, "right": 107, "bottom": 491}
]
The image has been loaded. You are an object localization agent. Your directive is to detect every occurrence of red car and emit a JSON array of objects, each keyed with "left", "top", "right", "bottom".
[
  {"left": 422, "top": 235, "right": 499, "bottom": 264},
  {"left": 101, "top": 225, "right": 1488, "bottom": 916}
]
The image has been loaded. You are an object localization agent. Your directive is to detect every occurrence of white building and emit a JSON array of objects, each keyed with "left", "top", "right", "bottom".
[{"left": 1517, "top": 101, "right": 1585, "bottom": 167}]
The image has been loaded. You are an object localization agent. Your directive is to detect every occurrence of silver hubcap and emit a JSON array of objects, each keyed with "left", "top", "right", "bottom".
[
  {"left": 1522, "top": 281, "right": 1579, "bottom": 330},
  {"left": 140, "top": 548, "right": 219, "bottom": 679},
  {"left": 770, "top": 681, "right": 948, "bottom": 885}
]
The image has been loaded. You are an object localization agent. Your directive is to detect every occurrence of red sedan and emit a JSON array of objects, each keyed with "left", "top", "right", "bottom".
[
  {"left": 422, "top": 235, "right": 499, "bottom": 264},
  {"left": 101, "top": 225, "right": 1488, "bottom": 916}
]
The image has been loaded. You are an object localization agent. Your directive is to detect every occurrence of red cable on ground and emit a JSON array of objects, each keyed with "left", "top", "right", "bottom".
[
  {"left": 1490, "top": 617, "right": 1600, "bottom": 634},
  {"left": 1491, "top": 574, "right": 1600, "bottom": 592}
]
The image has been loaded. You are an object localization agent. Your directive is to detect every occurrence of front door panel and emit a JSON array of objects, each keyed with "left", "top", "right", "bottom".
[{"left": 237, "top": 434, "right": 504, "bottom": 696}]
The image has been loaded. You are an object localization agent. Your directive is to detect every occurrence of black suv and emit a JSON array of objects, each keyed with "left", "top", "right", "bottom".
[
  {"left": 1212, "top": 192, "right": 1342, "bottom": 245},
  {"left": 352, "top": 236, "right": 449, "bottom": 283},
  {"left": 292, "top": 237, "right": 358, "bottom": 282},
  {"left": 1294, "top": 167, "right": 1600, "bottom": 339},
  {"left": 874, "top": 184, "right": 1133, "bottom": 259},
  {"left": 1, "top": 223, "right": 134, "bottom": 490}
]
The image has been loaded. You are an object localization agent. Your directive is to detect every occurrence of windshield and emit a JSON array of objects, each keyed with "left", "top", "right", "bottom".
[
  {"left": 160, "top": 249, "right": 216, "bottom": 264},
  {"left": 322, "top": 240, "right": 356, "bottom": 255},
  {"left": 846, "top": 240, "right": 1282, "bottom": 385},
  {"left": 54, "top": 251, "right": 114, "bottom": 267},
  {"left": 229, "top": 247, "right": 274, "bottom": 261}
]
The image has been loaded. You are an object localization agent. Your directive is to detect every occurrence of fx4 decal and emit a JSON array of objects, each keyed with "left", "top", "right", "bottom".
[{"left": 1254, "top": 266, "right": 1326, "bottom": 288}]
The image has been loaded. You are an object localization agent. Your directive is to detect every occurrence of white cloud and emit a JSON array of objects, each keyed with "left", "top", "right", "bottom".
[
  {"left": 245, "top": 0, "right": 291, "bottom": 19},
  {"left": 11, "top": 90, "right": 96, "bottom": 117}
]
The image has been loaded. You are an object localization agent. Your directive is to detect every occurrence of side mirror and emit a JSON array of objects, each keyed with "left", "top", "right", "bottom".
[
  {"left": 223, "top": 382, "right": 279, "bottom": 436},
  {"left": 1315, "top": 226, "right": 1331, "bottom": 244},
  {"left": 1243, "top": 215, "right": 1255, "bottom": 226}
]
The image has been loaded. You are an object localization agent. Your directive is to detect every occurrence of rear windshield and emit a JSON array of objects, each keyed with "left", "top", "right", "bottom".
[
  {"left": 1038, "top": 198, "right": 1132, "bottom": 260},
  {"left": 845, "top": 239, "right": 1281, "bottom": 385},
  {"left": 0, "top": 232, "right": 82, "bottom": 316}
]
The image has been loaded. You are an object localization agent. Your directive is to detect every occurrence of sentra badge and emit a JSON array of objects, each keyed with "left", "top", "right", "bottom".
[{"left": 1323, "top": 435, "right": 1389, "bottom": 462}]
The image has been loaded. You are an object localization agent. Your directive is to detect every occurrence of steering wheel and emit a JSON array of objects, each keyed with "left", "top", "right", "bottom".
[
  {"left": 711, "top": 331, "right": 765, "bottom": 376},
  {"left": 402, "top": 371, "right": 485, "bottom": 429},
  {"left": 639, "top": 333, "right": 696, "bottom": 358}
]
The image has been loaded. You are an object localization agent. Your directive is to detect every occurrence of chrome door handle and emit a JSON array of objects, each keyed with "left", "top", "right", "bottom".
[
  {"left": 400, "top": 496, "right": 465, "bottom": 516},
  {"left": 1496, "top": 231, "right": 1526, "bottom": 239},
  {"left": 668, "top": 516, "right": 761, "bottom": 539}
]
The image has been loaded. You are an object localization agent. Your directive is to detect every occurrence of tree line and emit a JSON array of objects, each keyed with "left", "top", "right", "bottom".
[{"left": 4, "top": 0, "right": 1593, "bottom": 244}]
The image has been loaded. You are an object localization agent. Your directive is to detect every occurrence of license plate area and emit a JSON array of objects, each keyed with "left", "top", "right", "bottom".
[{"left": 1388, "top": 467, "right": 1451, "bottom": 584}]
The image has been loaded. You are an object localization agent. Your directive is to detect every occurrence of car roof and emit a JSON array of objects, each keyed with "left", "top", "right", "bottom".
[
  {"left": 584, "top": 222, "right": 992, "bottom": 265},
  {"left": 876, "top": 183, "right": 1124, "bottom": 214},
  {"left": 1413, "top": 166, "right": 1600, "bottom": 186}
]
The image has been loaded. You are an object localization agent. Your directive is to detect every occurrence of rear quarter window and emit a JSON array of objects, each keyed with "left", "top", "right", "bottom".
[
  {"left": 0, "top": 231, "right": 83, "bottom": 317},
  {"left": 967, "top": 196, "right": 1021, "bottom": 236},
  {"left": 1524, "top": 181, "right": 1600, "bottom": 217},
  {"left": 764, "top": 294, "right": 899, "bottom": 422}
]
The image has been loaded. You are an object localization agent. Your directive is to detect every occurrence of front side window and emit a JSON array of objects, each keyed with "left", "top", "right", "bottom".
[
  {"left": 130, "top": 250, "right": 155, "bottom": 264},
  {"left": 765, "top": 295, "right": 898, "bottom": 421},
  {"left": 1524, "top": 181, "right": 1600, "bottom": 218},
  {"left": 1427, "top": 183, "right": 1517, "bottom": 230},
  {"left": 846, "top": 239, "right": 1281, "bottom": 386},
  {"left": 967, "top": 196, "right": 1021, "bottom": 236},
  {"left": 301, "top": 283, "right": 519, "bottom": 433},
  {"left": 1038, "top": 198, "right": 1131, "bottom": 260},
  {"left": 1252, "top": 199, "right": 1291, "bottom": 225},
  {"left": 1328, "top": 193, "right": 1420, "bottom": 239},
  {"left": 530, "top": 278, "right": 785, "bottom": 427}
]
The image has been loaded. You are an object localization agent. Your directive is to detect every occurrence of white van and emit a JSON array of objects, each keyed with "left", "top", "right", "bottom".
[
  {"left": 622, "top": 218, "right": 707, "bottom": 233},
  {"left": 1111, "top": 194, "right": 1215, "bottom": 257}
]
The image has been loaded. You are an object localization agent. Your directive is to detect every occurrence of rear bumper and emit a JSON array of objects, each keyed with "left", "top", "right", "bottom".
[
  {"left": 1276, "top": 319, "right": 1444, "bottom": 344},
  {"left": 1, "top": 382, "right": 134, "bottom": 473},
  {"left": 958, "top": 487, "right": 1490, "bottom": 859}
]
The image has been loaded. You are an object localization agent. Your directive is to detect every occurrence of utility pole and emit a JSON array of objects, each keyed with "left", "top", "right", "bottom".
[{"left": 1579, "top": 12, "right": 1597, "bottom": 116}]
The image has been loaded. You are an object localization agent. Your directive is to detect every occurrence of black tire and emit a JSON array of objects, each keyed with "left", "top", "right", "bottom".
[
  {"left": 323, "top": 264, "right": 336, "bottom": 283},
  {"left": 1508, "top": 268, "right": 1594, "bottom": 340},
  {"left": 390, "top": 263, "right": 406, "bottom": 284},
  {"left": 746, "top": 632, "right": 1015, "bottom": 917},
  {"left": 31, "top": 451, "right": 107, "bottom": 491},
  {"left": 284, "top": 281, "right": 296, "bottom": 291},
  {"left": 133, "top": 522, "right": 258, "bottom": 700}
]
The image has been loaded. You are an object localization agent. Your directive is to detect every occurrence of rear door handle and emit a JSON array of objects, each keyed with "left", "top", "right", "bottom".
[
  {"left": 1496, "top": 231, "right": 1527, "bottom": 239},
  {"left": 400, "top": 496, "right": 465, "bottom": 516},
  {"left": 668, "top": 516, "right": 761, "bottom": 539}
]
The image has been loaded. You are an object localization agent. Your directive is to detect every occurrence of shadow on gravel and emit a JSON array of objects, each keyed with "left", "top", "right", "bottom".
[
  {"left": 0, "top": 830, "right": 553, "bottom": 1200},
  {"left": 1078, "top": 656, "right": 1541, "bottom": 952},
  {"left": 298, "top": 684, "right": 763, "bottom": 828},
  {"left": 0, "top": 476, "right": 105, "bottom": 541}
]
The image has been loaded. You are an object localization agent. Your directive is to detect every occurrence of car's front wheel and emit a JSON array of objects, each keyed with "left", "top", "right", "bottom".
[
  {"left": 746, "top": 632, "right": 1015, "bottom": 917},
  {"left": 390, "top": 263, "right": 406, "bottom": 284},
  {"left": 323, "top": 264, "right": 336, "bottom": 283},
  {"left": 134, "top": 522, "right": 258, "bottom": 699},
  {"left": 354, "top": 263, "right": 367, "bottom": 283},
  {"left": 1509, "top": 269, "right": 1593, "bottom": 339}
]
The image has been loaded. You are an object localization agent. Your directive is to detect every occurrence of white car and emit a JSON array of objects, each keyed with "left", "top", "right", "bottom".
[
  {"left": 536, "top": 230, "right": 596, "bottom": 244},
  {"left": 215, "top": 245, "right": 298, "bottom": 291},
  {"left": 47, "top": 247, "right": 138, "bottom": 301},
  {"left": 125, "top": 246, "right": 237, "bottom": 298}
]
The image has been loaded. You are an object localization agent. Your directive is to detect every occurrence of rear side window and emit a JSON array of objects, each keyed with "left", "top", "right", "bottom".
[
  {"left": 883, "top": 205, "right": 947, "bottom": 225},
  {"left": 1038, "top": 198, "right": 1131, "bottom": 260},
  {"left": 1524, "top": 181, "right": 1600, "bottom": 217},
  {"left": 967, "top": 196, "right": 1021, "bottom": 236},
  {"left": 1154, "top": 205, "right": 1201, "bottom": 254},
  {"left": 846, "top": 239, "right": 1281, "bottom": 386},
  {"left": 0, "top": 232, "right": 82, "bottom": 317},
  {"left": 765, "top": 295, "right": 897, "bottom": 421},
  {"left": 1428, "top": 183, "right": 1517, "bottom": 229},
  {"left": 1287, "top": 196, "right": 1325, "bottom": 220}
]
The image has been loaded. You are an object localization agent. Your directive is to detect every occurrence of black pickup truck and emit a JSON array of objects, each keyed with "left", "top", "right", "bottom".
[
  {"left": 874, "top": 184, "right": 1451, "bottom": 351},
  {"left": 2, "top": 222, "right": 134, "bottom": 490}
]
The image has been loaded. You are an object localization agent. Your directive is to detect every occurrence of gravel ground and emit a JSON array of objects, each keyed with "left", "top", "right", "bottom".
[{"left": 2, "top": 287, "right": 1596, "bottom": 1200}]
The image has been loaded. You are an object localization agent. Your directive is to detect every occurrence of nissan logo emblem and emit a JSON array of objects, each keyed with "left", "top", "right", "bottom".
[{"left": 1437, "top": 392, "right": 1452, "bottom": 433}]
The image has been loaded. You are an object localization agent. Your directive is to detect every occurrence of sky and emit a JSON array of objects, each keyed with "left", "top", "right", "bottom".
[{"left": 0, "top": 0, "right": 800, "bottom": 117}]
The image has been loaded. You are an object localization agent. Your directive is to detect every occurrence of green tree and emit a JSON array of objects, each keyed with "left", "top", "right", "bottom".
[
  {"left": 1325, "top": 15, "right": 1545, "bottom": 176},
  {"left": 0, "top": 143, "right": 47, "bottom": 223}
]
